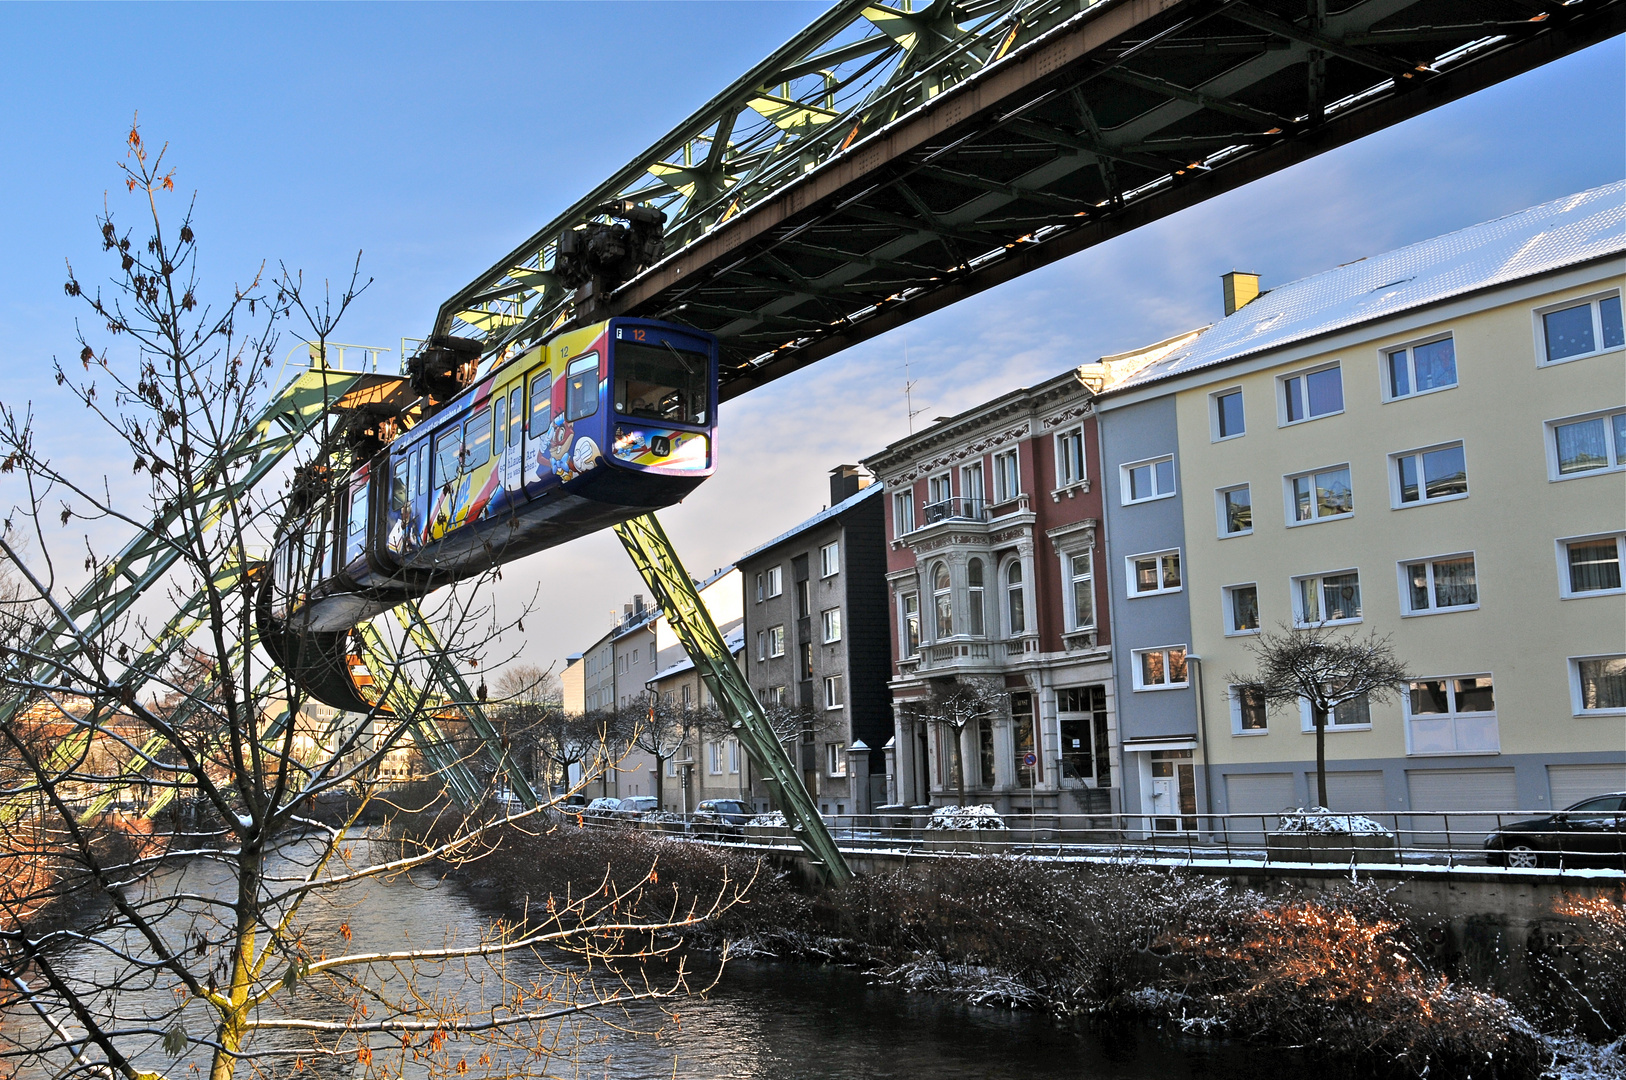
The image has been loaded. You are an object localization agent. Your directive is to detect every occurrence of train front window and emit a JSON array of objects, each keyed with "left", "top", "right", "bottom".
[
  {"left": 565, "top": 354, "right": 599, "bottom": 421},
  {"left": 614, "top": 340, "right": 707, "bottom": 425}
]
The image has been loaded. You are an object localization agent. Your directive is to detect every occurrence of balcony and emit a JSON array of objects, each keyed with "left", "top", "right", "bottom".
[{"left": 921, "top": 497, "right": 988, "bottom": 526}]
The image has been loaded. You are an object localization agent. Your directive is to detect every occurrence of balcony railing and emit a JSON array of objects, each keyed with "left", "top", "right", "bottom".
[{"left": 921, "top": 497, "right": 988, "bottom": 526}]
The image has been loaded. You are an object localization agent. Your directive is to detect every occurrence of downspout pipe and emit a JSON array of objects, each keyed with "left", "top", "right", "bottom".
[{"left": 1188, "top": 655, "right": 1215, "bottom": 834}]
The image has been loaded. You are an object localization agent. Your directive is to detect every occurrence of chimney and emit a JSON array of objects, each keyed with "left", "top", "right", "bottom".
[
  {"left": 1222, "top": 271, "right": 1261, "bottom": 316},
  {"left": 633, "top": 594, "right": 646, "bottom": 615},
  {"left": 829, "top": 464, "right": 872, "bottom": 506}
]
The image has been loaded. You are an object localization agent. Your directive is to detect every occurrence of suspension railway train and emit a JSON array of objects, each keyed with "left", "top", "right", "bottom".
[{"left": 258, "top": 316, "right": 719, "bottom": 711}]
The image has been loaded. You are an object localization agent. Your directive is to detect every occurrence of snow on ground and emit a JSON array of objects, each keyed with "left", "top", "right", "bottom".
[
  {"left": 1277, "top": 807, "right": 1395, "bottom": 835},
  {"left": 924, "top": 805, "right": 1009, "bottom": 830},
  {"left": 1538, "top": 1034, "right": 1626, "bottom": 1079}
]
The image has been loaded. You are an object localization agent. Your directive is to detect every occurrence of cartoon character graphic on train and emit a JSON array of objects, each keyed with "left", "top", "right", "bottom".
[{"left": 545, "top": 415, "right": 574, "bottom": 482}]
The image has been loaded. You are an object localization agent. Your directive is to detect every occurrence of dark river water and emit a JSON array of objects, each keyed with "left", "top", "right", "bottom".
[{"left": 15, "top": 845, "right": 1323, "bottom": 1079}]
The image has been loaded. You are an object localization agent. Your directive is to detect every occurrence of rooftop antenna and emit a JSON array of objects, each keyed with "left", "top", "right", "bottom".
[{"left": 903, "top": 340, "right": 929, "bottom": 434}]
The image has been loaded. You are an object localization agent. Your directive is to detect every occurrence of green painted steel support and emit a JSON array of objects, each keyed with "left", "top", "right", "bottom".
[{"left": 614, "top": 512, "right": 852, "bottom": 886}]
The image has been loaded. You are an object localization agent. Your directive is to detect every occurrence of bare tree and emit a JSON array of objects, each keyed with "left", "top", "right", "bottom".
[
  {"left": 0, "top": 125, "right": 739, "bottom": 1080},
  {"left": 1230, "top": 623, "right": 1412, "bottom": 809},
  {"left": 626, "top": 692, "right": 689, "bottom": 809},
  {"left": 898, "top": 680, "right": 1007, "bottom": 807}
]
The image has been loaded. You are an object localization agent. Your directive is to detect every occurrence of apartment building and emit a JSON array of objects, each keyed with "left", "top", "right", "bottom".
[
  {"left": 1096, "top": 182, "right": 1626, "bottom": 824},
  {"left": 645, "top": 627, "right": 748, "bottom": 810},
  {"left": 863, "top": 369, "right": 1124, "bottom": 816},
  {"left": 738, "top": 467, "right": 890, "bottom": 816}
]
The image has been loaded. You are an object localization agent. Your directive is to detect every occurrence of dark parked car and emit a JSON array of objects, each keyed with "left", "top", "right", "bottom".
[
  {"left": 695, "top": 799, "right": 753, "bottom": 825},
  {"left": 1484, "top": 793, "right": 1626, "bottom": 868}
]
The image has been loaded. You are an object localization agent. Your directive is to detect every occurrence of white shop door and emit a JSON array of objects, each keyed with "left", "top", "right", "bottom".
[{"left": 1548, "top": 763, "right": 1626, "bottom": 810}]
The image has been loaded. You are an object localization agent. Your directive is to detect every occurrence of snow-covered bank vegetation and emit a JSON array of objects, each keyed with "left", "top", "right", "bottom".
[{"left": 456, "top": 823, "right": 1624, "bottom": 1079}]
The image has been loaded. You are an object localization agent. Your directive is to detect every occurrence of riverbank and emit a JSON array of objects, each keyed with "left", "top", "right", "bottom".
[{"left": 439, "top": 821, "right": 1625, "bottom": 1080}]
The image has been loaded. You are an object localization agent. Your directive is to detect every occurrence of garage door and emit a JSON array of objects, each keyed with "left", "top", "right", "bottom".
[
  {"left": 1406, "top": 768, "right": 1517, "bottom": 848},
  {"left": 1549, "top": 763, "right": 1626, "bottom": 810},
  {"left": 1223, "top": 773, "right": 1297, "bottom": 844},
  {"left": 1322, "top": 770, "right": 1386, "bottom": 814}
]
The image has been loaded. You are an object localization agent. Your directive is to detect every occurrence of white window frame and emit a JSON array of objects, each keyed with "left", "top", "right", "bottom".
[
  {"left": 1380, "top": 332, "right": 1458, "bottom": 402},
  {"left": 1569, "top": 654, "right": 1626, "bottom": 717},
  {"left": 992, "top": 449, "right": 1021, "bottom": 503},
  {"left": 1402, "top": 674, "right": 1499, "bottom": 755},
  {"left": 960, "top": 461, "right": 986, "bottom": 514},
  {"left": 1291, "top": 568, "right": 1363, "bottom": 627},
  {"left": 1223, "top": 582, "right": 1261, "bottom": 637},
  {"left": 767, "top": 625, "right": 786, "bottom": 658},
  {"left": 1131, "top": 645, "right": 1188, "bottom": 691},
  {"left": 1055, "top": 426, "right": 1087, "bottom": 488},
  {"left": 899, "top": 591, "right": 921, "bottom": 657},
  {"left": 1556, "top": 533, "right": 1625, "bottom": 599},
  {"left": 1210, "top": 386, "right": 1245, "bottom": 442},
  {"left": 1120, "top": 454, "right": 1176, "bottom": 505},
  {"left": 1003, "top": 559, "right": 1027, "bottom": 638},
  {"left": 1534, "top": 289, "right": 1624, "bottom": 367},
  {"left": 1398, "top": 551, "right": 1479, "bottom": 617},
  {"left": 1546, "top": 407, "right": 1626, "bottom": 481},
  {"left": 709, "top": 741, "right": 724, "bottom": 775},
  {"left": 821, "top": 607, "right": 842, "bottom": 644},
  {"left": 1298, "top": 694, "right": 1374, "bottom": 733},
  {"left": 823, "top": 674, "right": 845, "bottom": 710},
  {"left": 1062, "top": 549, "right": 1095, "bottom": 631},
  {"left": 728, "top": 738, "right": 740, "bottom": 773},
  {"left": 1215, "top": 483, "right": 1253, "bottom": 538},
  {"left": 827, "top": 741, "right": 847, "bottom": 776},
  {"left": 1227, "top": 683, "right": 1268, "bottom": 735},
  {"left": 819, "top": 541, "right": 840, "bottom": 578},
  {"left": 893, "top": 491, "right": 915, "bottom": 537},
  {"left": 764, "top": 565, "right": 783, "bottom": 598},
  {"left": 927, "top": 472, "right": 953, "bottom": 510},
  {"left": 1126, "top": 548, "right": 1182, "bottom": 598},
  {"left": 1389, "top": 441, "right": 1469, "bottom": 509},
  {"left": 1277, "top": 362, "right": 1344, "bottom": 426},
  {"left": 1283, "top": 464, "right": 1354, "bottom": 526},
  {"left": 755, "top": 631, "right": 766, "bottom": 662}
]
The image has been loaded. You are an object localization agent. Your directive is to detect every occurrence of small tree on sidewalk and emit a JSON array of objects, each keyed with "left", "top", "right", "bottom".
[
  {"left": 899, "top": 680, "right": 1006, "bottom": 807},
  {"left": 1230, "top": 624, "right": 1412, "bottom": 809}
]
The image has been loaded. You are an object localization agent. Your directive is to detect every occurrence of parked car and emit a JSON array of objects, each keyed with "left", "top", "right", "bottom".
[
  {"left": 695, "top": 799, "right": 753, "bottom": 825},
  {"left": 581, "top": 797, "right": 622, "bottom": 818},
  {"left": 1484, "top": 793, "right": 1625, "bottom": 868},
  {"left": 617, "top": 796, "right": 659, "bottom": 817}
]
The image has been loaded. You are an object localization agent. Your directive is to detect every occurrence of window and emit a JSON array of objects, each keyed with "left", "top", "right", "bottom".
[
  {"left": 900, "top": 592, "right": 920, "bottom": 656},
  {"left": 821, "top": 607, "right": 842, "bottom": 644},
  {"left": 506, "top": 387, "right": 523, "bottom": 450},
  {"left": 799, "top": 642, "right": 813, "bottom": 681},
  {"left": 1068, "top": 553, "right": 1094, "bottom": 629},
  {"left": 464, "top": 408, "right": 493, "bottom": 471},
  {"left": 527, "top": 370, "right": 553, "bottom": 438},
  {"left": 766, "top": 685, "right": 788, "bottom": 707},
  {"left": 1537, "top": 291, "right": 1624, "bottom": 365},
  {"left": 1559, "top": 535, "right": 1624, "bottom": 597},
  {"left": 1405, "top": 676, "right": 1498, "bottom": 754},
  {"left": 1300, "top": 693, "right": 1373, "bottom": 732},
  {"left": 491, "top": 394, "right": 506, "bottom": 454},
  {"left": 1133, "top": 646, "right": 1188, "bottom": 690},
  {"left": 928, "top": 473, "right": 953, "bottom": 511},
  {"left": 564, "top": 353, "right": 600, "bottom": 421},
  {"left": 433, "top": 425, "right": 462, "bottom": 488},
  {"left": 755, "top": 631, "right": 766, "bottom": 662},
  {"left": 1005, "top": 561, "right": 1026, "bottom": 636},
  {"left": 613, "top": 338, "right": 708, "bottom": 425},
  {"left": 1549, "top": 409, "right": 1626, "bottom": 479},
  {"left": 1212, "top": 389, "right": 1245, "bottom": 440},
  {"left": 1392, "top": 443, "right": 1467, "bottom": 506},
  {"left": 1286, "top": 465, "right": 1353, "bottom": 524},
  {"left": 967, "top": 559, "right": 986, "bottom": 637},
  {"left": 932, "top": 561, "right": 953, "bottom": 639},
  {"left": 1224, "top": 584, "right": 1260, "bottom": 635},
  {"left": 682, "top": 683, "right": 692, "bottom": 709},
  {"left": 1217, "top": 484, "right": 1252, "bottom": 536},
  {"left": 993, "top": 450, "right": 1021, "bottom": 502},
  {"left": 767, "top": 625, "right": 785, "bottom": 657},
  {"left": 819, "top": 541, "right": 840, "bottom": 578},
  {"left": 893, "top": 491, "right": 915, "bottom": 537},
  {"left": 1401, "top": 554, "right": 1478, "bottom": 615},
  {"left": 764, "top": 566, "right": 783, "bottom": 598},
  {"left": 1384, "top": 335, "right": 1457, "bottom": 400},
  {"left": 1128, "top": 550, "right": 1181, "bottom": 597},
  {"left": 824, "top": 675, "right": 844, "bottom": 710},
  {"left": 1571, "top": 656, "right": 1626, "bottom": 715},
  {"left": 827, "top": 742, "right": 847, "bottom": 776},
  {"left": 1121, "top": 455, "right": 1176, "bottom": 504},
  {"left": 1229, "top": 685, "right": 1268, "bottom": 734},
  {"left": 1293, "top": 570, "right": 1362, "bottom": 626},
  {"left": 796, "top": 579, "right": 811, "bottom": 618},
  {"left": 1281, "top": 364, "right": 1344, "bottom": 424},
  {"left": 1056, "top": 685, "right": 1109, "bottom": 786},
  {"left": 729, "top": 739, "right": 740, "bottom": 773},
  {"left": 1056, "top": 427, "right": 1087, "bottom": 486},
  {"left": 961, "top": 461, "right": 985, "bottom": 514},
  {"left": 709, "top": 741, "right": 723, "bottom": 775}
]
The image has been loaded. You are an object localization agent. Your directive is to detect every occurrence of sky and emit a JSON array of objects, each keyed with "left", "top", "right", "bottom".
[{"left": 0, "top": 3, "right": 1620, "bottom": 677}]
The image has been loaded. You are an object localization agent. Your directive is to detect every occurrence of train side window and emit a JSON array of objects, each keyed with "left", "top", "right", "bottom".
[
  {"left": 492, "top": 395, "right": 507, "bottom": 455},
  {"left": 565, "top": 353, "right": 599, "bottom": 421},
  {"left": 434, "top": 426, "right": 462, "bottom": 488},
  {"left": 507, "top": 387, "right": 523, "bottom": 447},
  {"left": 391, "top": 454, "right": 410, "bottom": 512},
  {"left": 415, "top": 444, "right": 428, "bottom": 497},
  {"left": 529, "top": 371, "right": 553, "bottom": 437},
  {"left": 465, "top": 408, "right": 492, "bottom": 470}
]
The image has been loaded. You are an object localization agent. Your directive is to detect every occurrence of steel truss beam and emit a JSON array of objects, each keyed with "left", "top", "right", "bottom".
[{"left": 614, "top": 513, "right": 853, "bottom": 886}]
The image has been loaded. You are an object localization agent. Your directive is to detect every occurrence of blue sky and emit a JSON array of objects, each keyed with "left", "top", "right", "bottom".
[{"left": 0, "top": 4, "right": 1620, "bottom": 674}]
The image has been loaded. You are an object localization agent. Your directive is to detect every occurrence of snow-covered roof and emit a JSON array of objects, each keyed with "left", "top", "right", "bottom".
[
  {"left": 1106, "top": 181, "right": 1626, "bottom": 394},
  {"left": 648, "top": 625, "right": 745, "bottom": 683},
  {"left": 740, "top": 481, "right": 883, "bottom": 562}
]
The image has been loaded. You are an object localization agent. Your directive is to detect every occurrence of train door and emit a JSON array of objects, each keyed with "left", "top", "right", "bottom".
[
  {"left": 523, "top": 367, "right": 554, "bottom": 495},
  {"left": 343, "top": 471, "right": 369, "bottom": 569},
  {"left": 431, "top": 420, "right": 463, "bottom": 540},
  {"left": 386, "top": 442, "right": 423, "bottom": 557}
]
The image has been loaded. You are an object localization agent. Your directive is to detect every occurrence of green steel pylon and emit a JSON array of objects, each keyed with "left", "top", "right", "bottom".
[{"left": 614, "top": 512, "right": 852, "bottom": 886}]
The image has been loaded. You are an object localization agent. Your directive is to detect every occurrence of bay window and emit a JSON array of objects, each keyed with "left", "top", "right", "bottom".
[{"left": 1405, "top": 675, "right": 1499, "bottom": 754}]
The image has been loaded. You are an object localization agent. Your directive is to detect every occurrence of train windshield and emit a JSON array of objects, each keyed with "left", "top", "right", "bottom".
[{"left": 613, "top": 340, "right": 708, "bottom": 426}]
